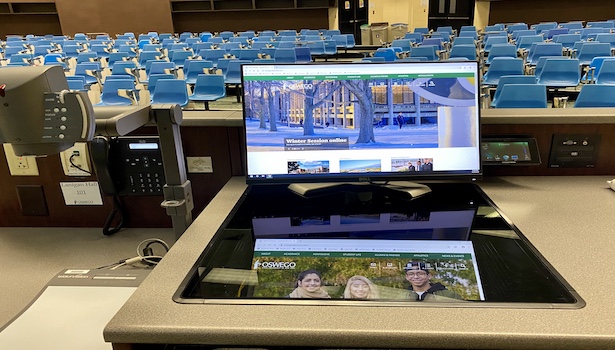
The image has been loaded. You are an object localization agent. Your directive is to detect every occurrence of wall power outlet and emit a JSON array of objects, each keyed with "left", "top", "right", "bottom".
[
  {"left": 3, "top": 144, "right": 39, "bottom": 176},
  {"left": 60, "top": 142, "right": 92, "bottom": 176}
]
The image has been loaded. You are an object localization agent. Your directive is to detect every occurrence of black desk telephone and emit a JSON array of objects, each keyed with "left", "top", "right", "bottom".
[{"left": 90, "top": 136, "right": 166, "bottom": 196}]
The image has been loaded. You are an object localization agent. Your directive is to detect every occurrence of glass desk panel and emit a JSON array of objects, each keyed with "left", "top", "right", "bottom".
[{"left": 175, "top": 183, "right": 583, "bottom": 308}]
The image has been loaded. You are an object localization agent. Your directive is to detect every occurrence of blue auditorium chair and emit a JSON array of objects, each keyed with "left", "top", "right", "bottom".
[
  {"left": 458, "top": 30, "right": 478, "bottom": 41},
  {"left": 178, "top": 32, "right": 194, "bottom": 42},
  {"left": 482, "top": 36, "right": 508, "bottom": 55},
  {"left": 107, "top": 52, "right": 131, "bottom": 67},
  {"left": 421, "top": 37, "right": 445, "bottom": 51},
  {"left": 137, "top": 51, "right": 162, "bottom": 69},
  {"left": 583, "top": 56, "right": 615, "bottom": 83},
  {"left": 410, "top": 45, "right": 438, "bottom": 61},
  {"left": 151, "top": 79, "right": 189, "bottom": 107},
  {"left": 183, "top": 60, "right": 214, "bottom": 85},
  {"left": 224, "top": 60, "right": 251, "bottom": 85},
  {"left": 391, "top": 39, "right": 412, "bottom": 53},
  {"left": 527, "top": 43, "right": 563, "bottom": 66},
  {"left": 295, "top": 47, "right": 312, "bottom": 63},
  {"left": 189, "top": 74, "right": 226, "bottom": 110},
  {"left": 76, "top": 52, "right": 98, "bottom": 64},
  {"left": 200, "top": 49, "right": 226, "bottom": 67},
  {"left": 403, "top": 32, "right": 423, "bottom": 44},
  {"left": 436, "top": 26, "right": 453, "bottom": 38},
  {"left": 225, "top": 60, "right": 251, "bottom": 102},
  {"left": 66, "top": 75, "right": 87, "bottom": 91},
  {"left": 511, "top": 29, "right": 537, "bottom": 42},
  {"left": 170, "top": 50, "right": 194, "bottom": 68},
  {"left": 533, "top": 56, "right": 565, "bottom": 77},
  {"left": 536, "top": 58, "right": 581, "bottom": 87},
  {"left": 373, "top": 48, "right": 397, "bottom": 62},
  {"left": 485, "top": 44, "right": 517, "bottom": 65},
  {"left": 493, "top": 84, "right": 547, "bottom": 108},
  {"left": 506, "top": 23, "right": 529, "bottom": 34},
  {"left": 344, "top": 34, "right": 356, "bottom": 48},
  {"left": 490, "top": 75, "right": 538, "bottom": 108},
  {"left": 96, "top": 78, "right": 138, "bottom": 106},
  {"left": 560, "top": 22, "right": 583, "bottom": 30},
  {"left": 306, "top": 40, "right": 325, "bottom": 56},
  {"left": 482, "top": 57, "right": 524, "bottom": 85},
  {"left": 595, "top": 59, "right": 615, "bottom": 85},
  {"left": 43, "top": 53, "right": 68, "bottom": 69},
  {"left": 452, "top": 36, "right": 476, "bottom": 47},
  {"left": 576, "top": 42, "right": 612, "bottom": 66},
  {"left": 574, "top": 84, "right": 615, "bottom": 107},
  {"left": 111, "top": 61, "right": 137, "bottom": 76},
  {"left": 238, "top": 49, "right": 260, "bottom": 62},
  {"left": 274, "top": 48, "right": 297, "bottom": 63},
  {"left": 448, "top": 44, "right": 476, "bottom": 61},
  {"left": 323, "top": 40, "right": 337, "bottom": 56},
  {"left": 74, "top": 62, "right": 102, "bottom": 86},
  {"left": 595, "top": 33, "right": 615, "bottom": 50},
  {"left": 515, "top": 35, "right": 544, "bottom": 53},
  {"left": 147, "top": 73, "right": 175, "bottom": 95}
]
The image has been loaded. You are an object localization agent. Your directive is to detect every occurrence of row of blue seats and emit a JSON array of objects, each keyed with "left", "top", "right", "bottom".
[
  {"left": 491, "top": 82, "right": 615, "bottom": 108},
  {"left": 483, "top": 55, "right": 615, "bottom": 87},
  {"left": 82, "top": 74, "right": 227, "bottom": 109}
]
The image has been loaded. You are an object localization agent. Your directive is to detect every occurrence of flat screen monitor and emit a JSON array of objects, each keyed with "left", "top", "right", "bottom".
[
  {"left": 175, "top": 183, "right": 583, "bottom": 307},
  {"left": 241, "top": 61, "right": 482, "bottom": 185}
]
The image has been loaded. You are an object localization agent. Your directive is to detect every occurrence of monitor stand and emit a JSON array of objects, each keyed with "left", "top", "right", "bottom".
[{"left": 287, "top": 182, "right": 432, "bottom": 201}]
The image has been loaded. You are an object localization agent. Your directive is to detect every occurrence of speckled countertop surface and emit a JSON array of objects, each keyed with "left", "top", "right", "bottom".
[{"left": 103, "top": 176, "right": 615, "bottom": 349}]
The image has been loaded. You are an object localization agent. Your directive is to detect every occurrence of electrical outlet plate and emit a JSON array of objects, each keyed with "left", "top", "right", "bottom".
[
  {"left": 3, "top": 144, "right": 39, "bottom": 176},
  {"left": 60, "top": 142, "right": 91, "bottom": 176}
]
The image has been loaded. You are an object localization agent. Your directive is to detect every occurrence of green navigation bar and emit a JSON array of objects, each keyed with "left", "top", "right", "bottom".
[
  {"left": 244, "top": 72, "right": 474, "bottom": 81},
  {"left": 255, "top": 251, "right": 472, "bottom": 259}
]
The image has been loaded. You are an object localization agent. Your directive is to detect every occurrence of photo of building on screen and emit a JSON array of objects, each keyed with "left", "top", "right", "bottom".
[{"left": 243, "top": 76, "right": 477, "bottom": 151}]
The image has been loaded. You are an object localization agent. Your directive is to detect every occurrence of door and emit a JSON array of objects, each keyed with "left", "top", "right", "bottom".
[
  {"left": 428, "top": 0, "right": 475, "bottom": 32},
  {"left": 339, "top": 0, "right": 369, "bottom": 44}
]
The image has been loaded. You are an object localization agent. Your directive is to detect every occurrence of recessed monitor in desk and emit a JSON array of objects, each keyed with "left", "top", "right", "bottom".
[
  {"left": 175, "top": 184, "right": 584, "bottom": 308},
  {"left": 240, "top": 61, "right": 481, "bottom": 185}
]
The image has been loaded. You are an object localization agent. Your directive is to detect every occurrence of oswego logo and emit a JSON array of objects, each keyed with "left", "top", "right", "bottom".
[
  {"left": 0, "top": 84, "right": 6, "bottom": 98},
  {"left": 253, "top": 260, "right": 296, "bottom": 269}
]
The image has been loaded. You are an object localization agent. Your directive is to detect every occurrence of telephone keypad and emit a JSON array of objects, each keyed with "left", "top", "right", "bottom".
[
  {"left": 109, "top": 137, "right": 166, "bottom": 196},
  {"left": 124, "top": 156, "right": 165, "bottom": 195}
]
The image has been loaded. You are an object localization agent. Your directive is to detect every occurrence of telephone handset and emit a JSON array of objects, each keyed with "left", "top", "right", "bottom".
[
  {"left": 90, "top": 136, "right": 166, "bottom": 196},
  {"left": 90, "top": 136, "right": 120, "bottom": 195}
]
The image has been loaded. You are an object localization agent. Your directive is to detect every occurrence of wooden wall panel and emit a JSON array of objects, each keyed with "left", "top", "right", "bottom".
[
  {"left": 0, "top": 125, "right": 243, "bottom": 228},
  {"left": 489, "top": 0, "right": 615, "bottom": 25},
  {"left": 55, "top": 0, "right": 173, "bottom": 36},
  {"left": 172, "top": 9, "right": 330, "bottom": 33},
  {"left": 0, "top": 14, "right": 61, "bottom": 37}
]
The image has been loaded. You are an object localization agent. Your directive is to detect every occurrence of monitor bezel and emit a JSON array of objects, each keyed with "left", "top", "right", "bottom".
[{"left": 240, "top": 60, "right": 483, "bottom": 185}]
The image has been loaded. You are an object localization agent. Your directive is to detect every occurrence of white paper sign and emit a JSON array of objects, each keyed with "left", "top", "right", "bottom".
[
  {"left": 60, "top": 182, "right": 104, "bottom": 206},
  {"left": 186, "top": 156, "right": 213, "bottom": 173}
]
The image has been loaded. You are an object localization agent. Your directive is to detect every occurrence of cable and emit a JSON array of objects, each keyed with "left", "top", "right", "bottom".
[
  {"left": 98, "top": 238, "right": 171, "bottom": 270},
  {"left": 137, "top": 238, "right": 170, "bottom": 266},
  {"left": 102, "top": 195, "right": 126, "bottom": 235},
  {"left": 68, "top": 153, "right": 92, "bottom": 175}
]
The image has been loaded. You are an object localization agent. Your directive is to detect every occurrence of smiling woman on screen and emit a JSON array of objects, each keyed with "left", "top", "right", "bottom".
[{"left": 287, "top": 269, "right": 331, "bottom": 299}]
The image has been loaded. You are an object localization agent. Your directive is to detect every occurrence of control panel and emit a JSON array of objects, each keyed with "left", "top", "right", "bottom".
[
  {"left": 548, "top": 134, "right": 601, "bottom": 168},
  {"left": 43, "top": 91, "right": 95, "bottom": 144}
]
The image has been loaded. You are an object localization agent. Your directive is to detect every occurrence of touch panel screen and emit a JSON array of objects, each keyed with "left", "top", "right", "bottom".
[{"left": 175, "top": 184, "right": 583, "bottom": 307}]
